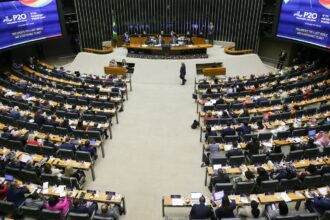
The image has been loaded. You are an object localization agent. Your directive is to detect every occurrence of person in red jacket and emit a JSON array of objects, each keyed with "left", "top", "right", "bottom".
[{"left": 0, "top": 183, "right": 8, "bottom": 200}]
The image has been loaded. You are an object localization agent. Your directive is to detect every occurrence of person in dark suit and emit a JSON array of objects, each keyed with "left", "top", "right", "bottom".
[
  {"left": 221, "top": 124, "right": 236, "bottom": 138},
  {"left": 45, "top": 115, "right": 59, "bottom": 127},
  {"left": 157, "top": 35, "right": 164, "bottom": 45},
  {"left": 189, "top": 196, "right": 214, "bottom": 220},
  {"left": 1, "top": 127, "right": 12, "bottom": 139},
  {"left": 59, "top": 138, "right": 76, "bottom": 153},
  {"left": 245, "top": 137, "right": 260, "bottom": 157},
  {"left": 226, "top": 142, "right": 243, "bottom": 158},
  {"left": 256, "top": 167, "right": 269, "bottom": 186},
  {"left": 10, "top": 106, "right": 20, "bottom": 120},
  {"left": 236, "top": 122, "right": 252, "bottom": 136},
  {"left": 6, "top": 182, "right": 29, "bottom": 206},
  {"left": 69, "top": 199, "right": 97, "bottom": 216},
  {"left": 34, "top": 110, "right": 46, "bottom": 126},
  {"left": 207, "top": 22, "right": 215, "bottom": 45},
  {"left": 209, "top": 168, "right": 230, "bottom": 192},
  {"left": 179, "top": 63, "right": 187, "bottom": 85},
  {"left": 78, "top": 141, "right": 97, "bottom": 160},
  {"left": 277, "top": 49, "right": 287, "bottom": 70},
  {"left": 215, "top": 196, "right": 236, "bottom": 219}
]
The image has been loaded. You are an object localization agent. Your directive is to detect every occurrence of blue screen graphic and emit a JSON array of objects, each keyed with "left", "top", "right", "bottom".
[
  {"left": 0, "top": 0, "right": 63, "bottom": 50},
  {"left": 277, "top": 0, "right": 330, "bottom": 49}
]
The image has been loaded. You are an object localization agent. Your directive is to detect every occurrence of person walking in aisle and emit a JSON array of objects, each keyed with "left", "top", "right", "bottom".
[{"left": 180, "top": 62, "right": 187, "bottom": 85}]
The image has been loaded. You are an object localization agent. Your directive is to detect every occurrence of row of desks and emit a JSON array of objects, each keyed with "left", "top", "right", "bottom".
[
  {"left": 162, "top": 186, "right": 328, "bottom": 216},
  {"left": 1, "top": 177, "right": 126, "bottom": 214},
  {"left": 204, "top": 157, "right": 330, "bottom": 186}
]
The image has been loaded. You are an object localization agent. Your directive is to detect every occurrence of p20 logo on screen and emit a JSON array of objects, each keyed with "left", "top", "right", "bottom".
[
  {"left": 19, "top": 0, "right": 53, "bottom": 8},
  {"left": 320, "top": 0, "right": 330, "bottom": 9}
]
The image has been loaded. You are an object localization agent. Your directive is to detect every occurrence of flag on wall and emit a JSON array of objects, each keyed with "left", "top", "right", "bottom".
[{"left": 112, "top": 11, "right": 118, "bottom": 42}]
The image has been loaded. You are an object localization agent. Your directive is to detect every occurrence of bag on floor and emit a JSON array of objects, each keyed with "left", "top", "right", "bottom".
[{"left": 191, "top": 120, "right": 199, "bottom": 129}]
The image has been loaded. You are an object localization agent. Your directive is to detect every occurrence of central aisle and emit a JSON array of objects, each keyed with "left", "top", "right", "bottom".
[{"left": 85, "top": 59, "right": 209, "bottom": 219}]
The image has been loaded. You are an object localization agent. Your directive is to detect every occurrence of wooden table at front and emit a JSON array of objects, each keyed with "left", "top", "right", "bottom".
[
  {"left": 125, "top": 44, "right": 212, "bottom": 56},
  {"left": 162, "top": 190, "right": 309, "bottom": 217}
]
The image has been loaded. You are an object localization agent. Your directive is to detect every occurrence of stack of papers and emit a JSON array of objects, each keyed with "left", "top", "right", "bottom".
[
  {"left": 279, "top": 192, "right": 292, "bottom": 202},
  {"left": 213, "top": 164, "right": 222, "bottom": 171},
  {"left": 172, "top": 198, "right": 184, "bottom": 206},
  {"left": 224, "top": 144, "right": 232, "bottom": 151},
  {"left": 21, "top": 154, "right": 32, "bottom": 163},
  {"left": 318, "top": 187, "right": 328, "bottom": 196}
]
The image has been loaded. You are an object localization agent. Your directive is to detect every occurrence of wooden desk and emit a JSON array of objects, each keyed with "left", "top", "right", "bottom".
[
  {"left": 1, "top": 178, "right": 127, "bottom": 214},
  {"left": 202, "top": 68, "right": 226, "bottom": 77},
  {"left": 0, "top": 148, "right": 95, "bottom": 180}
]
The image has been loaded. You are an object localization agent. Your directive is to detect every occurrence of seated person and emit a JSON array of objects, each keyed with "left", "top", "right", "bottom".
[
  {"left": 304, "top": 138, "right": 317, "bottom": 149},
  {"left": 69, "top": 199, "right": 97, "bottom": 216},
  {"left": 245, "top": 137, "right": 260, "bottom": 157},
  {"left": 109, "top": 59, "right": 117, "bottom": 67},
  {"left": 237, "top": 200, "right": 263, "bottom": 218},
  {"left": 215, "top": 196, "right": 236, "bottom": 219},
  {"left": 1, "top": 127, "right": 12, "bottom": 139},
  {"left": 221, "top": 123, "right": 236, "bottom": 138},
  {"left": 189, "top": 195, "right": 214, "bottom": 220},
  {"left": 23, "top": 159, "right": 41, "bottom": 176},
  {"left": 209, "top": 168, "right": 230, "bottom": 192},
  {"left": 78, "top": 141, "right": 97, "bottom": 160},
  {"left": 236, "top": 122, "right": 252, "bottom": 136},
  {"left": 45, "top": 115, "right": 59, "bottom": 127},
  {"left": 270, "top": 166, "right": 288, "bottom": 181},
  {"left": 34, "top": 110, "right": 46, "bottom": 126},
  {"left": 266, "top": 201, "right": 289, "bottom": 220},
  {"left": 59, "top": 138, "right": 76, "bottom": 153},
  {"left": 238, "top": 109, "right": 249, "bottom": 118},
  {"left": 64, "top": 166, "right": 85, "bottom": 186},
  {"left": 10, "top": 106, "right": 21, "bottom": 120},
  {"left": 6, "top": 181, "right": 29, "bottom": 206},
  {"left": 234, "top": 169, "right": 255, "bottom": 183},
  {"left": 24, "top": 192, "right": 45, "bottom": 209},
  {"left": 7, "top": 157, "right": 23, "bottom": 170},
  {"left": 0, "top": 183, "right": 8, "bottom": 200},
  {"left": 45, "top": 195, "right": 71, "bottom": 217},
  {"left": 315, "top": 131, "right": 330, "bottom": 147},
  {"left": 96, "top": 203, "right": 121, "bottom": 219},
  {"left": 43, "top": 135, "right": 56, "bottom": 149},
  {"left": 256, "top": 167, "right": 269, "bottom": 186},
  {"left": 27, "top": 136, "right": 42, "bottom": 147},
  {"left": 205, "top": 126, "right": 217, "bottom": 141},
  {"left": 43, "top": 163, "right": 63, "bottom": 177},
  {"left": 226, "top": 142, "right": 243, "bottom": 158},
  {"left": 297, "top": 164, "right": 320, "bottom": 181}
]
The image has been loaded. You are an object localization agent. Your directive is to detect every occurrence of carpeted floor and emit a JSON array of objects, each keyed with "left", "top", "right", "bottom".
[{"left": 60, "top": 47, "right": 270, "bottom": 219}]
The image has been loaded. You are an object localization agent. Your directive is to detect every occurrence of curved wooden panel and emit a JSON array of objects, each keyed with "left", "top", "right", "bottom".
[
  {"left": 224, "top": 46, "right": 254, "bottom": 55},
  {"left": 84, "top": 47, "right": 113, "bottom": 54}
]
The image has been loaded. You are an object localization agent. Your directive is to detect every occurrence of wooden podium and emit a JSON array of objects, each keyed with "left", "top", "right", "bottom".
[
  {"left": 202, "top": 67, "right": 226, "bottom": 77},
  {"left": 104, "top": 66, "right": 126, "bottom": 76}
]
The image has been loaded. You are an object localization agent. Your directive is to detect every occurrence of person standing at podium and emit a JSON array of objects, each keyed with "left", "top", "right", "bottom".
[{"left": 208, "top": 22, "right": 215, "bottom": 44}]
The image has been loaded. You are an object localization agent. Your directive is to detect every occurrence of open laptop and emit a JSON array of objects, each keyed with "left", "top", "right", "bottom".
[{"left": 308, "top": 130, "right": 316, "bottom": 137}]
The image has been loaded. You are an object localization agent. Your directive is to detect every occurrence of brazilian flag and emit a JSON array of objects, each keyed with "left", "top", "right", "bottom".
[{"left": 112, "top": 11, "right": 118, "bottom": 44}]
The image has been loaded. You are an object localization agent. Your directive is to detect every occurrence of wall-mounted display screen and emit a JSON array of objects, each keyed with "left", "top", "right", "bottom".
[
  {"left": 277, "top": 0, "right": 330, "bottom": 49},
  {"left": 0, "top": 0, "right": 63, "bottom": 50}
]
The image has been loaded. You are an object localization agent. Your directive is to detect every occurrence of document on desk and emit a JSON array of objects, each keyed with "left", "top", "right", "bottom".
[
  {"left": 224, "top": 144, "right": 233, "bottom": 151},
  {"left": 318, "top": 187, "right": 328, "bottom": 196},
  {"left": 171, "top": 198, "right": 184, "bottom": 206},
  {"left": 21, "top": 154, "right": 32, "bottom": 163},
  {"left": 213, "top": 164, "right": 222, "bottom": 171},
  {"left": 279, "top": 192, "right": 292, "bottom": 202},
  {"left": 191, "top": 192, "right": 202, "bottom": 205}
]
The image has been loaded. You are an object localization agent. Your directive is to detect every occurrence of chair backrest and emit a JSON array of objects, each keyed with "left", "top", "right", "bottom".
[
  {"left": 41, "top": 174, "right": 59, "bottom": 186},
  {"left": 258, "top": 132, "right": 273, "bottom": 141},
  {"left": 68, "top": 212, "right": 90, "bottom": 220},
  {"left": 234, "top": 181, "right": 255, "bottom": 195},
  {"left": 8, "top": 139, "right": 24, "bottom": 151},
  {"left": 214, "top": 183, "right": 234, "bottom": 195},
  {"left": 85, "top": 130, "right": 102, "bottom": 140},
  {"left": 92, "top": 215, "right": 114, "bottom": 220},
  {"left": 323, "top": 146, "right": 330, "bottom": 157},
  {"left": 228, "top": 155, "right": 245, "bottom": 167},
  {"left": 269, "top": 153, "right": 284, "bottom": 163},
  {"left": 278, "top": 178, "right": 299, "bottom": 191},
  {"left": 25, "top": 144, "right": 41, "bottom": 154},
  {"left": 277, "top": 131, "right": 291, "bottom": 140},
  {"left": 224, "top": 135, "right": 239, "bottom": 143},
  {"left": 0, "top": 200, "right": 16, "bottom": 214},
  {"left": 322, "top": 173, "right": 330, "bottom": 186},
  {"left": 41, "top": 146, "right": 56, "bottom": 157},
  {"left": 274, "top": 216, "right": 298, "bottom": 220},
  {"left": 304, "top": 148, "right": 320, "bottom": 160},
  {"left": 41, "top": 209, "right": 62, "bottom": 220},
  {"left": 57, "top": 149, "right": 75, "bottom": 159},
  {"left": 21, "top": 169, "right": 40, "bottom": 184},
  {"left": 259, "top": 180, "right": 279, "bottom": 193},
  {"left": 302, "top": 175, "right": 323, "bottom": 189},
  {"left": 5, "top": 166, "right": 20, "bottom": 179},
  {"left": 60, "top": 176, "right": 74, "bottom": 188},
  {"left": 210, "top": 157, "right": 227, "bottom": 166},
  {"left": 286, "top": 150, "right": 304, "bottom": 162},
  {"left": 292, "top": 129, "right": 308, "bottom": 137},
  {"left": 321, "top": 210, "right": 330, "bottom": 220},
  {"left": 251, "top": 154, "right": 267, "bottom": 165},
  {"left": 297, "top": 213, "right": 319, "bottom": 220},
  {"left": 20, "top": 205, "right": 41, "bottom": 218},
  {"left": 76, "top": 151, "right": 93, "bottom": 163}
]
